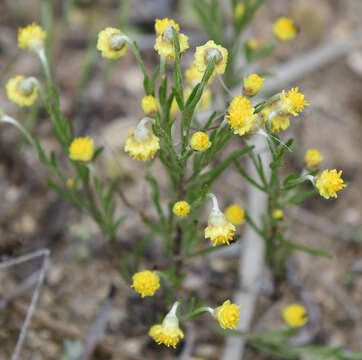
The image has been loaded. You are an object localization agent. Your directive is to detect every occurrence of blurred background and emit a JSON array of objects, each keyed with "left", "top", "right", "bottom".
[{"left": 0, "top": 0, "right": 362, "bottom": 359}]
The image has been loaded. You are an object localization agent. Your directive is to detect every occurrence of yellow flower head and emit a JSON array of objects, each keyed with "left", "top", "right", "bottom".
[
  {"left": 227, "top": 95, "right": 259, "bottom": 136},
  {"left": 97, "top": 27, "right": 128, "bottom": 60},
  {"left": 248, "top": 38, "right": 262, "bottom": 50},
  {"left": 279, "top": 87, "right": 309, "bottom": 116},
  {"left": 190, "top": 131, "right": 211, "bottom": 152},
  {"left": 141, "top": 96, "right": 160, "bottom": 116},
  {"left": 131, "top": 270, "right": 160, "bottom": 298},
  {"left": 315, "top": 169, "right": 347, "bottom": 199},
  {"left": 69, "top": 137, "right": 94, "bottom": 162},
  {"left": 154, "top": 18, "right": 189, "bottom": 60},
  {"left": 305, "top": 149, "right": 323, "bottom": 169},
  {"left": 283, "top": 304, "right": 307, "bottom": 328},
  {"left": 185, "top": 64, "right": 204, "bottom": 85},
  {"left": 273, "top": 17, "right": 297, "bottom": 42},
  {"left": 194, "top": 40, "right": 228, "bottom": 78},
  {"left": 235, "top": 3, "right": 245, "bottom": 19},
  {"left": 225, "top": 204, "right": 245, "bottom": 226},
  {"left": 18, "top": 23, "right": 46, "bottom": 51},
  {"left": 205, "top": 194, "right": 236, "bottom": 246},
  {"left": 149, "top": 302, "right": 184, "bottom": 348},
  {"left": 214, "top": 300, "right": 241, "bottom": 329},
  {"left": 66, "top": 178, "right": 75, "bottom": 190},
  {"left": 6, "top": 76, "right": 38, "bottom": 107},
  {"left": 155, "top": 18, "right": 180, "bottom": 37},
  {"left": 173, "top": 201, "right": 190, "bottom": 218},
  {"left": 272, "top": 209, "right": 284, "bottom": 220},
  {"left": 261, "top": 105, "right": 290, "bottom": 133},
  {"left": 124, "top": 118, "right": 160, "bottom": 161},
  {"left": 243, "top": 74, "right": 264, "bottom": 97}
]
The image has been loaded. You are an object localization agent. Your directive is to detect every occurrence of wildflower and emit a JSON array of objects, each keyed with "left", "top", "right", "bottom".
[
  {"left": 66, "top": 178, "right": 75, "bottom": 190},
  {"left": 18, "top": 23, "right": 46, "bottom": 51},
  {"left": 213, "top": 300, "right": 241, "bottom": 329},
  {"left": 205, "top": 194, "right": 235, "bottom": 246},
  {"left": 6, "top": 76, "right": 38, "bottom": 107},
  {"left": 155, "top": 18, "right": 180, "bottom": 37},
  {"left": 235, "top": 3, "right": 245, "bottom": 19},
  {"left": 131, "top": 270, "right": 160, "bottom": 298},
  {"left": 149, "top": 302, "right": 184, "bottom": 348},
  {"left": 272, "top": 209, "right": 284, "bottom": 220},
  {"left": 315, "top": 169, "right": 347, "bottom": 199},
  {"left": 243, "top": 74, "right": 264, "bottom": 97},
  {"left": 97, "top": 27, "right": 128, "bottom": 60},
  {"left": 154, "top": 18, "right": 189, "bottom": 60},
  {"left": 190, "top": 131, "right": 211, "bottom": 152},
  {"left": 173, "top": 201, "right": 190, "bottom": 218},
  {"left": 194, "top": 40, "right": 228, "bottom": 78},
  {"left": 273, "top": 17, "right": 297, "bottom": 42},
  {"left": 124, "top": 118, "right": 160, "bottom": 161},
  {"left": 279, "top": 87, "right": 309, "bottom": 116},
  {"left": 248, "top": 38, "right": 261, "bottom": 50},
  {"left": 225, "top": 204, "right": 245, "bottom": 226},
  {"left": 261, "top": 106, "right": 290, "bottom": 133},
  {"left": 305, "top": 149, "right": 323, "bottom": 169},
  {"left": 227, "top": 95, "right": 259, "bottom": 136},
  {"left": 283, "top": 304, "right": 308, "bottom": 328},
  {"left": 141, "top": 96, "right": 159, "bottom": 116},
  {"left": 185, "top": 64, "right": 203, "bottom": 85},
  {"left": 69, "top": 137, "right": 94, "bottom": 162}
]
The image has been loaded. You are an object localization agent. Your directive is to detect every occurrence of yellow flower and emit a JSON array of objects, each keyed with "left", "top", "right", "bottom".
[
  {"left": 279, "top": 87, "right": 309, "bottom": 116},
  {"left": 190, "top": 131, "right": 211, "bottom": 152},
  {"left": 305, "top": 149, "right": 323, "bottom": 169},
  {"left": 235, "top": 3, "right": 245, "bottom": 19},
  {"left": 214, "top": 300, "right": 241, "bottom": 329},
  {"left": 243, "top": 74, "right": 264, "bottom": 97},
  {"left": 124, "top": 118, "right": 160, "bottom": 161},
  {"left": 149, "top": 302, "right": 184, "bottom": 348},
  {"left": 18, "top": 23, "right": 46, "bottom": 51},
  {"left": 227, "top": 95, "right": 259, "bottom": 136},
  {"left": 185, "top": 64, "right": 204, "bottom": 85},
  {"left": 6, "top": 76, "right": 38, "bottom": 107},
  {"left": 225, "top": 204, "right": 245, "bottom": 226},
  {"left": 272, "top": 209, "right": 284, "bottom": 220},
  {"left": 131, "top": 270, "right": 160, "bottom": 298},
  {"left": 248, "top": 38, "right": 261, "bottom": 50},
  {"left": 141, "top": 96, "right": 160, "bottom": 116},
  {"left": 205, "top": 194, "right": 235, "bottom": 246},
  {"left": 261, "top": 106, "right": 290, "bottom": 133},
  {"left": 154, "top": 18, "right": 189, "bottom": 60},
  {"left": 69, "top": 137, "right": 94, "bottom": 162},
  {"left": 97, "top": 27, "right": 128, "bottom": 60},
  {"left": 66, "top": 178, "right": 75, "bottom": 190},
  {"left": 173, "top": 201, "right": 190, "bottom": 218},
  {"left": 283, "top": 304, "right": 307, "bottom": 328},
  {"left": 155, "top": 18, "right": 180, "bottom": 37},
  {"left": 194, "top": 40, "right": 228, "bottom": 78},
  {"left": 315, "top": 169, "right": 347, "bottom": 199},
  {"left": 273, "top": 17, "right": 297, "bottom": 42}
]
